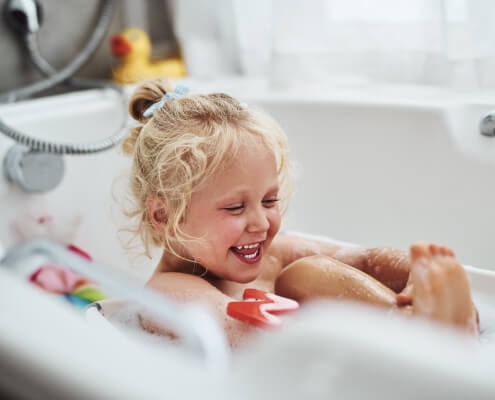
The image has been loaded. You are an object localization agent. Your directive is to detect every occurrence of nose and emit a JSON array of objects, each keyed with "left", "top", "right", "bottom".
[{"left": 246, "top": 206, "right": 270, "bottom": 233}]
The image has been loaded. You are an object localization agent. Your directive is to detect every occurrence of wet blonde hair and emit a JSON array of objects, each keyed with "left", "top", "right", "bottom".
[{"left": 121, "top": 78, "right": 293, "bottom": 258}]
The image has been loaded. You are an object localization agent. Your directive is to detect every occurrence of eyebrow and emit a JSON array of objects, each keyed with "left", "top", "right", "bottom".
[{"left": 216, "top": 185, "right": 279, "bottom": 204}]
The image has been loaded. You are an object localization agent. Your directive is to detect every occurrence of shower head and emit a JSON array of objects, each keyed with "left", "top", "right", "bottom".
[{"left": 3, "top": 0, "right": 43, "bottom": 35}]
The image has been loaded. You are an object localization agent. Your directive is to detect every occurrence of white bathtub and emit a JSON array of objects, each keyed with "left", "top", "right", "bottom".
[
  {"left": 237, "top": 81, "right": 495, "bottom": 271},
  {"left": 2, "top": 81, "right": 495, "bottom": 399},
  {"left": 1, "top": 80, "right": 495, "bottom": 271}
]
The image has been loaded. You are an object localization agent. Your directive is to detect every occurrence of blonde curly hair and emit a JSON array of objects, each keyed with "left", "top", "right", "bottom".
[{"left": 121, "top": 78, "right": 293, "bottom": 259}]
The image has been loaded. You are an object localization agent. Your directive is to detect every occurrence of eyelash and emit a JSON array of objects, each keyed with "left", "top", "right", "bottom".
[{"left": 224, "top": 199, "right": 279, "bottom": 212}]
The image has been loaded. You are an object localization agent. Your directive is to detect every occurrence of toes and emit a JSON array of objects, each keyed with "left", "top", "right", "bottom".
[
  {"left": 429, "top": 243, "right": 455, "bottom": 258},
  {"left": 409, "top": 242, "right": 478, "bottom": 336},
  {"left": 429, "top": 243, "right": 443, "bottom": 256},
  {"left": 410, "top": 242, "right": 430, "bottom": 261},
  {"left": 443, "top": 245, "right": 455, "bottom": 258}
]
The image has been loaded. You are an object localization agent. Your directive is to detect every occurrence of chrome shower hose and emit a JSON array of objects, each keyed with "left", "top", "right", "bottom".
[{"left": 0, "top": 0, "right": 127, "bottom": 155}]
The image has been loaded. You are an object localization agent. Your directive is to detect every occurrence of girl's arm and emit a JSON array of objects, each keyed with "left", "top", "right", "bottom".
[
  {"left": 272, "top": 234, "right": 410, "bottom": 293},
  {"left": 141, "top": 272, "right": 259, "bottom": 348}
]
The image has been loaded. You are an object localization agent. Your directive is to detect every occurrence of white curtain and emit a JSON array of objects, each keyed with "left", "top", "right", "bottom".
[{"left": 171, "top": 0, "right": 495, "bottom": 90}]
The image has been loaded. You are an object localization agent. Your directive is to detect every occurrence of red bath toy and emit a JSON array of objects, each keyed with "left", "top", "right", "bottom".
[{"left": 227, "top": 288, "right": 299, "bottom": 329}]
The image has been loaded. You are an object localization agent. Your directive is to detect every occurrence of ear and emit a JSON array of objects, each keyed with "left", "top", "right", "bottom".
[{"left": 146, "top": 195, "right": 168, "bottom": 235}]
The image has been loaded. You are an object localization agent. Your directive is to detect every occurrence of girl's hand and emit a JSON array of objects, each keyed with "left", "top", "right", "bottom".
[{"left": 396, "top": 275, "right": 413, "bottom": 306}]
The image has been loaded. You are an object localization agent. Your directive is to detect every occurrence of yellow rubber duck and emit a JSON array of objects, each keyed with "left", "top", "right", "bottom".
[{"left": 110, "top": 28, "right": 186, "bottom": 84}]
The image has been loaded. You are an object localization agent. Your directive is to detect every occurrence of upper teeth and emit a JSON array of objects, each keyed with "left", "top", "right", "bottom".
[{"left": 235, "top": 243, "right": 260, "bottom": 250}]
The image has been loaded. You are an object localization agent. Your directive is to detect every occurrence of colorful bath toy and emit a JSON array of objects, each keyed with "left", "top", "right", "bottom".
[
  {"left": 12, "top": 212, "right": 105, "bottom": 309},
  {"left": 227, "top": 288, "right": 299, "bottom": 329},
  {"left": 28, "top": 244, "right": 106, "bottom": 309},
  {"left": 110, "top": 28, "right": 186, "bottom": 84}
]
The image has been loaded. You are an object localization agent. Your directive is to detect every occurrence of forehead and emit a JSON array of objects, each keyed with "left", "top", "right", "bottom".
[{"left": 199, "top": 142, "right": 278, "bottom": 196}]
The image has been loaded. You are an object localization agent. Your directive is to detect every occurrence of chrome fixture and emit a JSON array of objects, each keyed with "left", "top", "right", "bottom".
[
  {"left": 0, "top": 1, "right": 127, "bottom": 194},
  {"left": 0, "top": 0, "right": 127, "bottom": 193},
  {"left": 0, "top": 239, "right": 230, "bottom": 371},
  {"left": 3, "top": 144, "right": 64, "bottom": 192},
  {"left": 480, "top": 111, "right": 495, "bottom": 137}
]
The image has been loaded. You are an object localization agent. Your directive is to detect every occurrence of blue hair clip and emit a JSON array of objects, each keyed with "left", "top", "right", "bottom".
[{"left": 143, "top": 85, "right": 189, "bottom": 118}]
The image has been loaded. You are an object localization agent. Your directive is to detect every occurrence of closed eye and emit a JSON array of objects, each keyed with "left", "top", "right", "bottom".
[
  {"left": 223, "top": 199, "right": 278, "bottom": 212},
  {"left": 224, "top": 204, "right": 244, "bottom": 212},
  {"left": 262, "top": 199, "right": 279, "bottom": 207}
]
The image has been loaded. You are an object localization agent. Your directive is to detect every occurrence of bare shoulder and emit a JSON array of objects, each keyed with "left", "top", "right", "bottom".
[
  {"left": 143, "top": 273, "right": 226, "bottom": 341},
  {"left": 147, "top": 271, "right": 213, "bottom": 290},
  {"left": 144, "top": 271, "right": 259, "bottom": 347},
  {"left": 146, "top": 271, "right": 231, "bottom": 305}
]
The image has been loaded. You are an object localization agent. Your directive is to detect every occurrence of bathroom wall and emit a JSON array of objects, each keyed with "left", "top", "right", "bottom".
[{"left": 0, "top": 0, "right": 176, "bottom": 93}]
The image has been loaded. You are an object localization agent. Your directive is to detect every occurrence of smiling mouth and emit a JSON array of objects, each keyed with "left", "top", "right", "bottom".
[{"left": 230, "top": 242, "right": 263, "bottom": 264}]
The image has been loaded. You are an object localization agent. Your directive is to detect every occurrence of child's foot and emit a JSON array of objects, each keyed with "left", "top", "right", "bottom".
[{"left": 410, "top": 242, "right": 479, "bottom": 337}]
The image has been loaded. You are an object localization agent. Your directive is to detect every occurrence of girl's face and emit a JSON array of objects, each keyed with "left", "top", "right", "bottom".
[{"left": 179, "top": 142, "right": 281, "bottom": 283}]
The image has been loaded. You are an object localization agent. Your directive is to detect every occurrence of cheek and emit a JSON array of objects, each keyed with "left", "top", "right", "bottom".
[
  {"left": 216, "top": 216, "right": 246, "bottom": 244},
  {"left": 268, "top": 208, "right": 281, "bottom": 234}
]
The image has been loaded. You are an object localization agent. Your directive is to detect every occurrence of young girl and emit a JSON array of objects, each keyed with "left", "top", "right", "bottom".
[{"left": 121, "top": 78, "right": 479, "bottom": 347}]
